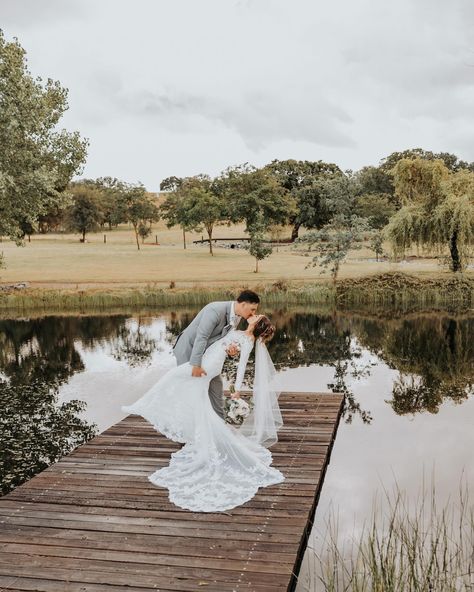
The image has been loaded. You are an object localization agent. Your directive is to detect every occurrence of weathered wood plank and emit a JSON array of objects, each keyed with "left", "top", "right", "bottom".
[{"left": 0, "top": 391, "right": 344, "bottom": 592}]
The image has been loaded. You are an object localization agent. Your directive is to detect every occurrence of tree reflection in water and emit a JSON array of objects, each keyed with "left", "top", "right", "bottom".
[
  {"left": 0, "top": 315, "right": 160, "bottom": 495},
  {"left": 352, "top": 315, "right": 474, "bottom": 415},
  {"left": 0, "top": 378, "right": 97, "bottom": 495},
  {"left": 1, "top": 309, "right": 473, "bottom": 495},
  {"left": 109, "top": 317, "right": 161, "bottom": 367}
]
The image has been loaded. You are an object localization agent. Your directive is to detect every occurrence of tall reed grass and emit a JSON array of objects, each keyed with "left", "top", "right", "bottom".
[
  {"left": 0, "top": 283, "right": 335, "bottom": 312},
  {"left": 0, "top": 272, "right": 472, "bottom": 313},
  {"left": 311, "top": 480, "right": 474, "bottom": 591}
]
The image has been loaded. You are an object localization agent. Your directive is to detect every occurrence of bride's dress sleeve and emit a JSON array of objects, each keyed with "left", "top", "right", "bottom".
[{"left": 234, "top": 337, "right": 253, "bottom": 391}]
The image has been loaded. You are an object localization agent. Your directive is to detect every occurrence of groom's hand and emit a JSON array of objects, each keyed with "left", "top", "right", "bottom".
[{"left": 192, "top": 366, "right": 207, "bottom": 377}]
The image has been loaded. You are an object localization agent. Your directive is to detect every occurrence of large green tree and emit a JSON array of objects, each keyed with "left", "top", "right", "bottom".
[
  {"left": 118, "top": 183, "right": 160, "bottom": 250},
  {"left": 0, "top": 31, "right": 88, "bottom": 243},
  {"left": 380, "top": 148, "right": 474, "bottom": 175},
  {"left": 84, "top": 177, "right": 128, "bottom": 229},
  {"left": 159, "top": 176, "right": 195, "bottom": 249},
  {"left": 386, "top": 158, "right": 474, "bottom": 272},
  {"left": 265, "top": 159, "right": 341, "bottom": 240},
  {"left": 181, "top": 175, "right": 227, "bottom": 256},
  {"left": 223, "top": 164, "right": 293, "bottom": 233},
  {"left": 67, "top": 183, "right": 103, "bottom": 242}
]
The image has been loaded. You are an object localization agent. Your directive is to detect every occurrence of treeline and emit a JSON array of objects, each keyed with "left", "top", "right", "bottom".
[
  {"left": 34, "top": 178, "right": 160, "bottom": 250},
  {"left": 156, "top": 149, "right": 474, "bottom": 275},
  {"left": 1, "top": 31, "right": 474, "bottom": 275}
]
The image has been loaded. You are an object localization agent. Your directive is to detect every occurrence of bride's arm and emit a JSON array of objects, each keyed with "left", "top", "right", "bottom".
[{"left": 232, "top": 338, "right": 253, "bottom": 398}]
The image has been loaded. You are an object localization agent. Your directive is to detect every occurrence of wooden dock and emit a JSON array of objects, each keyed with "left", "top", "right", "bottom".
[{"left": 0, "top": 391, "right": 344, "bottom": 592}]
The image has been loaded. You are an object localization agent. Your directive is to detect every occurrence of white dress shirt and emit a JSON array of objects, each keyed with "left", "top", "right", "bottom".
[{"left": 229, "top": 301, "right": 241, "bottom": 328}]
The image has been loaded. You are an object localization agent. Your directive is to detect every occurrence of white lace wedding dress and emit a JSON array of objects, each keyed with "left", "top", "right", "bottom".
[{"left": 121, "top": 329, "right": 284, "bottom": 512}]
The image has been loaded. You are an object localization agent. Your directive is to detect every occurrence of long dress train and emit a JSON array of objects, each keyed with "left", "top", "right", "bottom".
[{"left": 121, "top": 329, "right": 284, "bottom": 512}]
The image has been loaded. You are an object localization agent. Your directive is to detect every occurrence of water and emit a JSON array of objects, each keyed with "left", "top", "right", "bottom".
[{"left": 0, "top": 309, "right": 473, "bottom": 588}]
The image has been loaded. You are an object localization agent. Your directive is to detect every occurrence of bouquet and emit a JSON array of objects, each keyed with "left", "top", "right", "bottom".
[{"left": 224, "top": 385, "right": 253, "bottom": 425}]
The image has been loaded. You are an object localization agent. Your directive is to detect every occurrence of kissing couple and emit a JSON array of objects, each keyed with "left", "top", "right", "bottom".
[{"left": 122, "top": 290, "right": 284, "bottom": 512}]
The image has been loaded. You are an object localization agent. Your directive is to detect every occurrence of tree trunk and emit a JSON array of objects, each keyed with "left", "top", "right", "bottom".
[
  {"left": 255, "top": 257, "right": 259, "bottom": 273},
  {"left": 291, "top": 222, "right": 301, "bottom": 242},
  {"left": 449, "top": 229, "right": 461, "bottom": 272},
  {"left": 207, "top": 227, "right": 213, "bottom": 256},
  {"left": 183, "top": 228, "right": 186, "bottom": 250},
  {"left": 82, "top": 229, "right": 86, "bottom": 242},
  {"left": 133, "top": 224, "right": 140, "bottom": 250}
]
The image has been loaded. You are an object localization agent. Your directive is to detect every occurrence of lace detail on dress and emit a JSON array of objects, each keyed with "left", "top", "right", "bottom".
[{"left": 121, "top": 328, "right": 284, "bottom": 512}]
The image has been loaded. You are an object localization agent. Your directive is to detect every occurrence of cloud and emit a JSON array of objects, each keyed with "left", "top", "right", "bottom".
[
  {"left": 112, "top": 87, "right": 356, "bottom": 150},
  {"left": 0, "top": 0, "right": 86, "bottom": 26},
  {"left": 1, "top": 0, "right": 473, "bottom": 186}
]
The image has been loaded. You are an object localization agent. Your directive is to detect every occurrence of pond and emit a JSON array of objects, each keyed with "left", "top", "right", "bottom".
[{"left": 1, "top": 308, "right": 473, "bottom": 589}]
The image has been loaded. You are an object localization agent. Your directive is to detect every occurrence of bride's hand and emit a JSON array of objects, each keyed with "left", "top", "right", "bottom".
[
  {"left": 226, "top": 343, "right": 240, "bottom": 357},
  {"left": 231, "top": 391, "right": 241, "bottom": 400}
]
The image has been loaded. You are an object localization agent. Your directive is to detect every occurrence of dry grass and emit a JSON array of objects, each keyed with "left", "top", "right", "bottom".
[
  {"left": 313, "top": 479, "right": 474, "bottom": 592},
  {"left": 1, "top": 223, "right": 468, "bottom": 289}
]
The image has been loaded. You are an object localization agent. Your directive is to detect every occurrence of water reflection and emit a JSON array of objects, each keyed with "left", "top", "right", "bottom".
[
  {"left": 0, "top": 309, "right": 473, "bottom": 497},
  {"left": 0, "top": 378, "right": 97, "bottom": 495},
  {"left": 352, "top": 315, "right": 474, "bottom": 415}
]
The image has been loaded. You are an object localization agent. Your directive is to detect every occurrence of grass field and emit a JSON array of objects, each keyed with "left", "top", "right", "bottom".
[{"left": 0, "top": 222, "right": 466, "bottom": 290}]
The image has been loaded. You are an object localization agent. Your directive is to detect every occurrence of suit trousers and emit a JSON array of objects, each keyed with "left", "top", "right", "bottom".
[{"left": 208, "top": 374, "right": 224, "bottom": 419}]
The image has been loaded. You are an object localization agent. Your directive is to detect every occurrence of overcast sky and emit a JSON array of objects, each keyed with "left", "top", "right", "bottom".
[{"left": 1, "top": 0, "right": 473, "bottom": 190}]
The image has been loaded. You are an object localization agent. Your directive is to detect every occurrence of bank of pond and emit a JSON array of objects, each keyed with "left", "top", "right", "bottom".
[{"left": 0, "top": 272, "right": 473, "bottom": 313}]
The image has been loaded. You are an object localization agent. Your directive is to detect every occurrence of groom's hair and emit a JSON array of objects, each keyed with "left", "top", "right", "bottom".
[{"left": 236, "top": 290, "right": 260, "bottom": 304}]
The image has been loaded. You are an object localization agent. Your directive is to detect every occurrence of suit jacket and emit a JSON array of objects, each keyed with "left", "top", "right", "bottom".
[{"left": 173, "top": 301, "right": 233, "bottom": 367}]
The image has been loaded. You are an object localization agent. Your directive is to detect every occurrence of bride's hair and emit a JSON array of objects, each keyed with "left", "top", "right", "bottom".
[{"left": 253, "top": 316, "right": 275, "bottom": 343}]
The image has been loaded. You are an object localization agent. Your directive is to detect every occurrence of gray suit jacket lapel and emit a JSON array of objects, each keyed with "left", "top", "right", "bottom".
[{"left": 221, "top": 301, "right": 233, "bottom": 336}]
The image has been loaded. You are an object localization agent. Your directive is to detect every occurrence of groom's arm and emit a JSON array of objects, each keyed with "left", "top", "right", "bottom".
[{"left": 189, "top": 308, "right": 220, "bottom": 368}]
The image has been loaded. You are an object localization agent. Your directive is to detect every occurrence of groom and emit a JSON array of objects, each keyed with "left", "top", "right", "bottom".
[{"left": 173, "top": 290, "right": 260, "bottom": 418}]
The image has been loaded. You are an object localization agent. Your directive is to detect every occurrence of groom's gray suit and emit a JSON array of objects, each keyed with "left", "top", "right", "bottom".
[{"left": 173, "top": 301, "right": 234, "bottom": 418}]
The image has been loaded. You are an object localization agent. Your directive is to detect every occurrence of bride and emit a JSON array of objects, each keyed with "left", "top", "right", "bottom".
[{"left": 121, "top": 314, "right": 284, "bottom": 512}]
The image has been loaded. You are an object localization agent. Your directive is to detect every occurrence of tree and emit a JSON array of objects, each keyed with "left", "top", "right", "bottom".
[
  {"left": 246, "top": 216, "right": 272, "bottom": 272},
  {"left": 223, "top": 164, "right": 293, "bottom": 232},
  {"left": 67, "top": 184, "right": 103, "bottom": 242},
  {"left": 160, "top": 176, "right": 183, "bottom": 192},
  {"left": 380, "top": 148, "right": 474, "bottom": 175},
  {"left": 369, "top": 230, "right": 385, "bottom": 261},
  {"left": 119, "top": 184, "right": 160, "bottom": 250},
  {"left": 182, "top": 176, "right": 226, "bottom": 256},
  {"left": 299, "top": 174, "right": 368, "bottom": 282},
  {"left": 266, "top": 159, "right": 341, "bottom": 240},
  {"left": 356, "top": 165, "right": 394, "bottom": 196},
  {"left": 87, "top": 177, "right": 128, "bottom": 229},
  {"left": 37, "top": 205, "right": 66, "bottom": 233},
  {"left": 386, "top": 158, "right": 474, "bottom": 272},
  {"left": 138, "top": 222, "right": 152, "bottom": 244},
  {"left": 159, "top": 181, "right": 195, "bottom": 250},
  {"left": 0, "top": 31, "right": 88, "bottom": 244},
  {"left": 355, "top": 193, "right": 396, "bottom": 229}
]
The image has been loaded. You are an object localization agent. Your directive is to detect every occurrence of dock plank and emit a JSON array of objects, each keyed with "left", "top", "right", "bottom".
[{"left": 0, "top": 391, "right": 343, "bottom": 591}]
